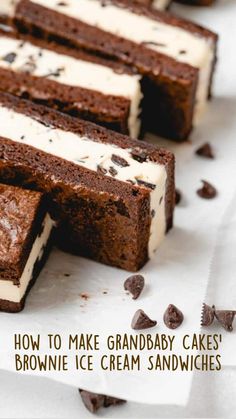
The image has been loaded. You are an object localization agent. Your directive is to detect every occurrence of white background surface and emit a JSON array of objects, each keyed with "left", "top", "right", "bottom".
[{"left": 0, "top": 0, "right": 236, "bottom": 417}]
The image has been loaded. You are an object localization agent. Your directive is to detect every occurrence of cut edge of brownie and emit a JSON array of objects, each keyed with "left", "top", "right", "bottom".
[{"left": 0, "top": 92, "right": 175, "bottom": 271}]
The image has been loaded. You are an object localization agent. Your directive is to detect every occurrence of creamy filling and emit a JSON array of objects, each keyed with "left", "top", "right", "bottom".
[
  {"left": 0, "top": 105, "right": 167, "bottom": 257},
  {"left": 0, "top": 213, "right": 53, "bottom": 303},
  {"left": 0, "top": 0, "right": 19, "bottom": 17},
  {"left": 153, "top": 0, "right": 171, "bottom": 10},
  {"left": 0, "top": 36, "right": 142, "bottom": 138},
  {"left": 30, "top": 0, "right": 215, "bottom": 119}
]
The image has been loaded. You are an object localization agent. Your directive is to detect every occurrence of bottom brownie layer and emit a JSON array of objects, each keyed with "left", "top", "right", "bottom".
[{"left": 0, "top": 234, "right": 53, "bottom": 313}]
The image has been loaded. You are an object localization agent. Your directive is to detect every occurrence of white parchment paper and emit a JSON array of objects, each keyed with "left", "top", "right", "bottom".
[{"left": 0, "top": 0, "right": 236, "bottom": 408}]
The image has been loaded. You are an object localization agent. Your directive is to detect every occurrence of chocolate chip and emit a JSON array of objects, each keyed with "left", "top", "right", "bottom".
[
  {"left": 111, "top": 154, "right": 129, "bottom": 167},
  {"left": 201, "top": 303, "right": 215, "bottom": 327},
  {"left": 197, "top": 180, "right": 217, "bottom": 199},
  {"left": 2, "top": 52, "right": 17, "bottom": 63},
  {"left": 196, "top": 142, "right": 214, "bottom": 159},
  {"left": 124, "top": 274, "right": 145, "bottom": 300},
  {"left": 131, "top": 148, "right": 148, "bottom": 163},
  {"left": 104, "top": 396, "right": 126, "bottom": 408},
  {"left": 43, "top": 67, "right": 65, "bottom": 78},
  {"left": 136, "top": 179, "right": 156, "bottom": 190},
  {"left": 131, "top": 309, "right": 157, "bottom": 330},
  {"left": 97, "top": 164, "right": 107, "bottom": 175},
  {"left": 163, "top": 304, "right": 184, "bottom": 329},
  {"left": 215, "top": 309, "right": 236, "bottom": 332},
  {"left": 175, "top": 189, "right": 182, "bottom": 205},
  {"left": 79, "top": 390, "right": 125, "bottom": 413},
  {"left": 109, "top": 166, "right": 118, "bottom": 177},
  {"left": 141, "top": 41, "right": 166, "bottom": 47},
  {"left": 79, "top": 390, "right": 104, "bottom": 413}
]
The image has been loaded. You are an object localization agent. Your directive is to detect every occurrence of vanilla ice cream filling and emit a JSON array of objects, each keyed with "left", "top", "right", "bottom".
[
  {"left": 0, "top": 0, "right": 19, "bottom": 17},
  {"left": 0, "top": 106, "right": 167, "bottom": 258},
  {"left": 153, "top": 0, "right": 171, "bottom": 10},
  {"left": 0, "top": 213, "right": 53, "bottom": 303},
  {"left": 0, "top": 36, "right": 142, "bottom": 138},
  {"left": 30, "top": 0, "right": 215, "bottom": 119}
]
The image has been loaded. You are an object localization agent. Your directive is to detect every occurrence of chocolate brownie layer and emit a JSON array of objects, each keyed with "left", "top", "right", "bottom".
[
  {"left": 0, "top": 93, "right": 175, "bottom": 271},
  {"left": 13, "top": 0, "right": 217, "bottom": 140},
  {"left": 0, "top": 30, "right": 142, "bottom": 138},
  {"left": 175, "top": 0, "right": 214, "bottom": 5},
  {"left": 0, "top": 183, "right": 54, "bottom": 312}
]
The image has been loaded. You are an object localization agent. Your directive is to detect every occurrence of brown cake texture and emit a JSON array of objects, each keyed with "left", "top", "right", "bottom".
[
  {"left": 175, "top": 0, "right": 214, "bottom": 5},
  {"left": 0, "top": 93, "right": 175, "bottom": 271},
  {"left": 0, "top": 28, "right": 141, "bottom": 137},
  {"left": 13, "top": 0, "right": 217, "bottom": 141},
  {"left": 0, "top": 183, "right": 52, "bottom": 313}
]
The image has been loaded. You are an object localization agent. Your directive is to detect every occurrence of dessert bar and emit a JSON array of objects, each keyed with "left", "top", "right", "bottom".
[
  {"left": 0, "top": 183, "right": 53, "bottom": 313},
  {"left": 13, "top": 0, "right": 218, "bottom": 140},
  {"left": 0, "top": 93, "right": 175, "bottom": 271},
  {"left": 0, "top": 30, "right": 142, "bottom": 137}
]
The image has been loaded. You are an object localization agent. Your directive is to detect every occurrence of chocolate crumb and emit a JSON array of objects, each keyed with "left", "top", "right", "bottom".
[
  {"left": 131, "top": 148, "right": 148, "bottom": 163},
  {"left": 79, "top": 293, "right": 89, "bottom": 301},
  {"left": 175, "top": 189, "right": 182, "bottom": 205},
  {"left": 124, "top": 274, "right": 145, "bottom": 300},
  {"left": 109, "top": 166, "right": 118, "bottom": 177},
  {"left": 151, "top": 209, "right": 155, "bottom": 217},
  {"left": 136, "top": 179, "right": 156, "bottom": 190},
  {"left": 79, "top": 390, "right": 126, "bottom": 413},
  {"left": 215, "top": 309, "right": 236, "bottom": 332},
  {"left": 97, "top": 164, "right": 107, "bottom": 175},
  {"left": 196, "top": 142, "right": 214, "bottom": 159},
  {"left": 20, "top": 135, "right": 25, "bottom": 140},
  {"left": 201, "top": 303, "right": 215, "bottom": 327},
  {"left": 163, "top": 304, "right": 184, "bottom": 329},
  {"left": 2, "top": 52, "right": 17, "bottom": 63},
  {"left": 57, "top": 1, "right": 68, "bottom": 5},
  {"left": 131, "top": 309, "right": 157, "bottom": 330},
  {"left": 197, "top": 180, "right": 217, "bottom": 199},
  {"left": 43, "top": 67, "right": 64, "bottom": 78},
  {"left": 126, "top": 179, "right": 135, "bottom": 185},
  {"left": 179, "top": 50, "right": 186, "bottom": 55},
  {"left": 64, "top": 273, "right": 70, "bottom": 277},
  {"left": 111, "top": 154, "right": 129, "bottom": 167},
  {"left": 142, "top": 41, "right": 166, "bottom": 47}
]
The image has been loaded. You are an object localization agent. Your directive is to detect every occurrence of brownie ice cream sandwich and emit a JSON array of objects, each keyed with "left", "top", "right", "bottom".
[
  {"left": 0, "top": 30, "right": 142, "bottom": 138},
  {"left": 12, "top": 0, "right": 217, "bottom": 141},
  {"left": 0, "top": 93, "right": 175, "bottom": 271},
  {"left": 0, "top": 183, "right": 54, "bottom": 313}
]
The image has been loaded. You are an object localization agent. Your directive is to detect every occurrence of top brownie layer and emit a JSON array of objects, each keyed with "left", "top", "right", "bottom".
[{"left": 0, "top": 183, "right": 46, "bottom": 282}]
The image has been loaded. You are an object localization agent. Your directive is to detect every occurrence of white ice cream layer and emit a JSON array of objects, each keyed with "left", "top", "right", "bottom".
[
  {"left": 0, "top": 213, "right": 53, "bottom": 304},
  {"left": 0, "top": 105, "right": 167, "bottom": 258},
  {"left": 0, "top": 0, "right": 19, "bottom": 17},
  {"left": 0, "top": 36, "right": 142, "bottom": 138},
  {"left": 31, "top": 0, "right": 215, "bottom": 118},
  {"left": 153, "top": 0, "right": 171, "bottom": 10}
]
